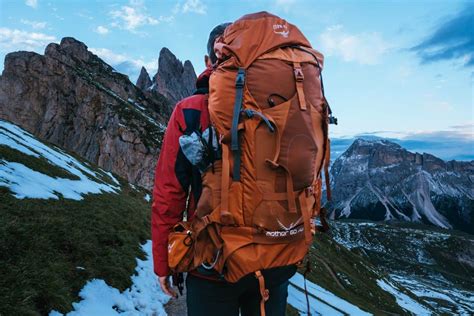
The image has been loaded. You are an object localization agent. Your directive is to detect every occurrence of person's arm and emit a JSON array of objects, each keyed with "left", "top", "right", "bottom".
[{"left": 151, "top": 103, "right": 192, "bottom": 283}]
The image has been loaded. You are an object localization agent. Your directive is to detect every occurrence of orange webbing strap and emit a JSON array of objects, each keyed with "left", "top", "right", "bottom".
[
  {"left": 262, "top": 190, "right": 299, "bottom": 200},
  {"left": 293, "top": 62, "right": 307, "bottom": 111},
  {"left": 299, "top": 192, "right": 313, "bottom": 245},
  {"left": 324, "top": 138, "right": 332, "bottom": 201},
  {"left": 265, "top": 122, "right": 281, "bottom": 169},
  {"left": 285, "top": 170, "right": 297, "bottom": 214},
  {"left": 270, "top": 164, "right": 297, "bottom": 213},
  {"left": 255, "top": 270, "right": 269, "bottom": 316},
  {"left": 206, "top": 224, "right": 223, "bottom": 249},
  {"left": 220, "top": 144, "right": 233, "bottom": 225}
]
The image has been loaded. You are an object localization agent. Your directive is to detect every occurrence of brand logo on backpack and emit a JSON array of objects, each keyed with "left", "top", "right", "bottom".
[
  {"left": 265, "top": 226, "right": 304, "bottom": 238},
  {"left": 277, "top": 217, "right": 302, "bottom": 231},
  {"left": 273, "top": 24, "right": 289, "bottom": 38},
  {"left": 168, "top": 241, "right": 175, "bottom": 253}
]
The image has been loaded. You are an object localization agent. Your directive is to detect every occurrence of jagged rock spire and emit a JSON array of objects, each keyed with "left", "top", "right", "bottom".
[
  {"left": 152, "top": 47, "right": 197, "bottom": 106},
  {"left": 136, "top": 66, "right": 153, "bottom": 91}
]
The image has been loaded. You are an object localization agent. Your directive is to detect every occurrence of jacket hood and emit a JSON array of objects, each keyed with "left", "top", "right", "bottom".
[{"left": 196, "top": 67, "right": 212, "bottom": 90}]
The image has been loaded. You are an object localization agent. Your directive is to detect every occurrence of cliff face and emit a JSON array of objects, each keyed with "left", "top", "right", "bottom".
[
  {"left": 0, "top": 37, "right": 171, "bottom": 190},
  {"left": 328, "top": 139, "right": 474, "bottom": 233},
  {"left": 150, "top": 48, "right": 197, "bottom": 106}
]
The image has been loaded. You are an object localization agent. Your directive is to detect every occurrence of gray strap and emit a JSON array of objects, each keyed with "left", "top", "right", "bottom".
[{"left": 231, "top": 68, "right": 245, "bottom": 181}]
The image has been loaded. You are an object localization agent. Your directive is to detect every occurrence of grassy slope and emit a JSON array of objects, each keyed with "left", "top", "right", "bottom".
[
  {"left": 335, "top": 220, "right": 474, "bottom": 291},
  {"left": 0, "top": 139, "right": 152, "bottom": 315},
  {"left": 303, "top": 233, "right": 409, "bottom": 315},
  {"left": 0, "top": 186, "right": 151, "bottom": 316}
]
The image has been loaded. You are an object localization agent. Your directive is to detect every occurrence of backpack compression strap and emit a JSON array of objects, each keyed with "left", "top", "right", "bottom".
[
  {"left": 255, "top": 270, "right": 269, "bottom": 316},
  {"left": 231, "top": 68, "right": 246, "bottom": 181}
]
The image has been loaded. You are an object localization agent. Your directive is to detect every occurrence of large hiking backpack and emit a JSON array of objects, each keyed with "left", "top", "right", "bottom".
[{"left": 168, "top": 11, "right": 335, "bottom": 314}]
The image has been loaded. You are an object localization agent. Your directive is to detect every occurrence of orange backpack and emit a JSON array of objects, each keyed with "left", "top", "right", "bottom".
[{"left": 168, "top": 11, "right": 335, "bottom": 314}]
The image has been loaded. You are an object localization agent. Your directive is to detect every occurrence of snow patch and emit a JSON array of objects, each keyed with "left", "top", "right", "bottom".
[
  {"left": 0, "top": 120, "right": 120, "bottom": 200},
  {"left": 390, "top": 274, "right": 474, "bottom": 315},
  {"left": 104, "top": 171, "right": 121, "bottom": 186},
  {"left": 377, "top": 279, "right": 432, "bottom": 315},
  {"left": 50, "top": 241, "right": 169, "bottom": 316},
  {"left": 288, "top": 272, "right": 371, "bottom": 315}
]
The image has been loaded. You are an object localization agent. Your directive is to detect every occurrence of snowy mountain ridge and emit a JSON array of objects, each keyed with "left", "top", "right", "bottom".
[{"left": 328, "top": 138, "right": 473, "bottom": 234}]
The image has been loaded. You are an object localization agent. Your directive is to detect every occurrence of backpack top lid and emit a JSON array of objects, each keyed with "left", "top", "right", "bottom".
[{"left": 218, "top": 11, "right": 312, "bottom": 68}]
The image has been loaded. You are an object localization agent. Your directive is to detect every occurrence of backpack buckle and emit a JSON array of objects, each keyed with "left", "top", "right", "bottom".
[
  {"left": 294, "top": 67, "right": 304, "bottom": 82},
  {"left": 305, "top": 186, "right": 314, "bottom": 197},
  {"left": 235, "top": 69, "right": 246, "bottom": 88}
]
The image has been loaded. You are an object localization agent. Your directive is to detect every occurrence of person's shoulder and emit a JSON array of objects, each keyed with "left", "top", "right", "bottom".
[
  {"left": 170, "top": 94, "right": 208, "bottom": 127},
  {"left": 175, "top": 94, "right": 207, "bottom": 111}
]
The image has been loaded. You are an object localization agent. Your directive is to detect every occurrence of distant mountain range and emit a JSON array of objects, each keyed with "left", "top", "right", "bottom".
[
  {"left": 330, "top": 135, "right": 473, "bottom": 162},
  {"left": 328, "top": 138, "right": 473, "bottom": 234}
]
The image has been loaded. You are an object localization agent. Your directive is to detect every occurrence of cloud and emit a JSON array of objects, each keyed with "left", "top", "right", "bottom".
[
  {"left": 411, "top": 4, "right": 474, "bottom": 67},
  {"left": 0, "top": 28, "right": 56, "bottom": 52},
  {"left": 274, "top": 0, "right": 296, "bottom": 13},
  {"left": 158, "top": 15, "right": 175, "bottom": 23},
  {"left": 95, "top": 26, "right": 109, "bottom": 35},
  {"left": 319, "top": 25, "right": 391, "bottom": 65},
  {"left": 110, "top": 1, "right": 159, "bottom": 33},
  {"left": 90, "top": 47, "right": 157, "bottom": 82},
  {"left": 20, "top": 19, "right": 47, "bottom": 30},
  {"left": 181, "top": 0, "right": 207, "bottom": 15},
  {"left": 25, "top": 0, "right": 37, "bottom": 8},
  {"left": 449, "top": 123, "right": 474, "bottom": 131},
  {"left": 356, "top": 127, "right": 473, "bottom": 142},
  {"left": 76, "top": 12, "right": 94, "bottom": 20}
]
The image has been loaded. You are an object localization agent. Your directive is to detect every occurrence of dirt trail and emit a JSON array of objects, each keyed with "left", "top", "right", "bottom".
[{"left": 164, "top": 291, "right": 187, "bottom": 315}]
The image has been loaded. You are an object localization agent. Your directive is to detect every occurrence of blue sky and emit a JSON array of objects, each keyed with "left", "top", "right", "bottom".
[{"left": 0, "top": 0, "right": 472, "bottom": 158}]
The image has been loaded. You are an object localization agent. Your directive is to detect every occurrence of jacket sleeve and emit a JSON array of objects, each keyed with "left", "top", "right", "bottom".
[{"left": 151, "top": 104, "right": 192, "bottom": 277}]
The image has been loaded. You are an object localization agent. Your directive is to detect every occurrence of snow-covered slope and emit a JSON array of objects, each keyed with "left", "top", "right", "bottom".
[
  {"left": 332, "top": 220, "right": 474, "bottom": 315},
  {"left": 288, "top": 273, "right": 371, "bottom": 315},
  {"left": 49, "top": 241, "right": 169, "bottom": 316},
  {"left": 328, "top": 139, "right": 473, "bottom": 233},
  {"left": 0, "top": 119, "right": 120, "bottom": 200},
  {"left": 0, "top": 119, "right": 154, "bottom": 315}
]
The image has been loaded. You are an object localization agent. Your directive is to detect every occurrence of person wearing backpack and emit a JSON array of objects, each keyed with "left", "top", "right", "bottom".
[
  {"left": 151, "top": 23, "right": 228, "bottom": 298},
  {"left": 153, "top": 12, "right": 334, "bottom": 316}
]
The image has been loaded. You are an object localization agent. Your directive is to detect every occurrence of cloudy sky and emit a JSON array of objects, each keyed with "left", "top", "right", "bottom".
[{"left": 0, "top": 0, "right": 472, "bottom": 158}]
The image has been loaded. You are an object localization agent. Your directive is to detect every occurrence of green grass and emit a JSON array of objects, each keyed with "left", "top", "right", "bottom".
[
  {"left": 303, "top": 232, "right": 409, "bottom": 315},
  {"left": 286, "top": 304, "right": 300, "bottom": 315},
  {"left": 0, "top": 185, "right": 151, "bottom": 316}
]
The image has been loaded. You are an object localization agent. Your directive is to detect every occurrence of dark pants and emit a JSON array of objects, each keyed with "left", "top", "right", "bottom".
[{"left": 186, "top": 265, "right": 296, "bottom": 316}]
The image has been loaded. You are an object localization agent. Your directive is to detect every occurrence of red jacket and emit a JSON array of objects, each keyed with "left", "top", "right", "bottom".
[{"left": 152, "top": 69, "right": 211, "bottom": 277}]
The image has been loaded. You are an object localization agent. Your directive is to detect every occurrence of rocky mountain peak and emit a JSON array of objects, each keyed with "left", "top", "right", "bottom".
[
  {"left": 0, "top": 36, "right": 172, "bottom": 190},
  {"left": 329, "top": 138, "right": 473, "bottom": 234},
  {"left": 57, "top": 37, "right": 89, "bottom": 60},
  {"left": 151, "top": 47, "right": 197, "bottom": 105},
  {"left": 136, "top": 66, "right": 153, "bottom": 91},
  {"left": 344, "top": 138, "right": 402, "bottom": 157}
]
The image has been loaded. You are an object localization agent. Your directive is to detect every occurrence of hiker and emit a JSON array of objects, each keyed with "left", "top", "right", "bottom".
[{"left": 153, "top": 12, "right": 334, "bottom": 316}]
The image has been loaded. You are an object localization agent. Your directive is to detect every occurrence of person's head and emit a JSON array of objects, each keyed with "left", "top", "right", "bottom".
[{"left": 205, "top": 23, "right": 231, "bottom": 67}]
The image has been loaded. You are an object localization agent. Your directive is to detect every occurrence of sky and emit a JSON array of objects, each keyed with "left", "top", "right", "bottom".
[{"left": 0, "top": 0, "right": 473, "bottom": 158}]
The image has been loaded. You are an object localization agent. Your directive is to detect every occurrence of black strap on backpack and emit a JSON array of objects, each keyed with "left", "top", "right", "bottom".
[{"left": 230, "top": 68, "right": 246, "bottom": 181}]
